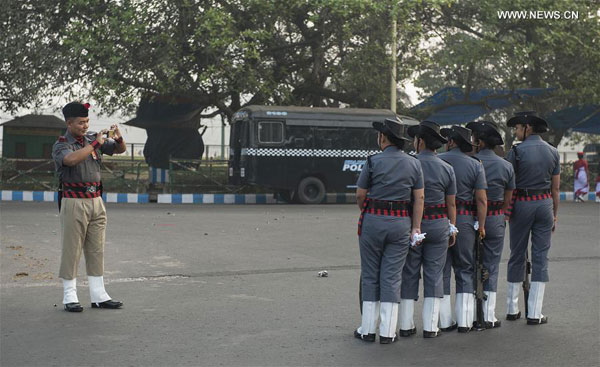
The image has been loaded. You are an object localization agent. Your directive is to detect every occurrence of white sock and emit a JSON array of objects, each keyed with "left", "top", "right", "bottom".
[
  {"left": 439, "top": 295, "right": 454, "bottom": 328},
  {"left": 357, "top": 301, "right": 379, "bottom": 335},
  {"left": 88, "top": 276, "right": 111, "bottom": 304},
  {"left": 62, "top": 278, "right": 79, "bottom": 304},
  {"left": 399, "top": 299, "right": 415, "bottom": 331},
  {"left": 527, "top": 282, "right": 546, "bottom": 319},
  {"left": 423, "top": 297, "right": 440, "bottom": 332},
  {"left": 379, "top": 302, "right": 399, "bottom": 338},
  {"left": 507, "top": 282, "right": 521, "bottom": 315},
  {"left": 483, "top": 291, "right": 497, "bottom": 322}
]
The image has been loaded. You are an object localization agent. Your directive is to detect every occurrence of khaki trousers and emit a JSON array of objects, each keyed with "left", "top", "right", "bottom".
[{"left": 59, "top": 197, "right": 107, "bottom": 280}]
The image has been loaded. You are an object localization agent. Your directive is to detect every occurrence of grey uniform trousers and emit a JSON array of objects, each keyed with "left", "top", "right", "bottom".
[
  {"left": 401, "top": 218, "right": 449, "bottom": 299},
  {"left": 443, "top": 214, "right": 476, "bottom": 294},
  {"left": 482, "top": 214, "right": 506, "bottom": 292},
  {"left": 359, "top": 213, "right": 411, "bottom": 303},
  {"left": 507, "top": 199, "right": 553, "bottom": 283}
]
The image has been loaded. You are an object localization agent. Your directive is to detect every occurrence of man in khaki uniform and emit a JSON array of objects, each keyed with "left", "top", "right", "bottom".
[{"left": 52, "top": 101, "right": 126, "bottom": 312}]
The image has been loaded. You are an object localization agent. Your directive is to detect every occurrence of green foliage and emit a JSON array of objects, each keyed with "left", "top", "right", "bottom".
[
  {"left": 1, "top": 0, "right": 426, "bottom": 117},
  {"left": 413, "top": 0, "right": 600, "bottom": 147},
  {"left": 2, "top": 0, "right": 597, "bottom": 139}
]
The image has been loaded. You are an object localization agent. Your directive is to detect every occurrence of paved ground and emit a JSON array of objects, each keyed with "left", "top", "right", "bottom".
[{"left": 1, "top": 201, "right": 599, "bottom": 366}]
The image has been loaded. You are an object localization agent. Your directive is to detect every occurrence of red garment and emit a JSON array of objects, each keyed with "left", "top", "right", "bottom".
[{"left": 574, "top": 159, "right": 588, "bottom": 179}]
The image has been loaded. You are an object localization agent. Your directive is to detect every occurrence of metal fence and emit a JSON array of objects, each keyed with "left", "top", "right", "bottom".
[{"left": 110, "top": 143, "right": 229, "bottom": 161}]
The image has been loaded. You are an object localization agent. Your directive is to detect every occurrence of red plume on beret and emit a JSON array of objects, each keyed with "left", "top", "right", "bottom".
[{"left": 83, "top": 103, "right": 90, "bottom": 109}]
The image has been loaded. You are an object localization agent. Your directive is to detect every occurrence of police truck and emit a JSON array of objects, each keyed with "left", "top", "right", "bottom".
[{"left": 228, "top": 105, "right": 418, "bottom": 204}]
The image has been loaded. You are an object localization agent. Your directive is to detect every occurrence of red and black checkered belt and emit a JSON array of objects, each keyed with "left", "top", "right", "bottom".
[
  {"left": 422, "top": 203, "right": 447, "bottom": 220},
  {"left": 62, "top": 182, "right": 103, "bottom": 198},
  {"left": 358, "top": 198, "right": 411, "bottom": 235},
  {"left": 487, "top": 201, "right": 504, "bottom": 216},
  {"left": 505, "top": 189, "right": 551, "bottom": 218},
  {"left": 456, "top": 200, "right": 476, "bottom": 216}
]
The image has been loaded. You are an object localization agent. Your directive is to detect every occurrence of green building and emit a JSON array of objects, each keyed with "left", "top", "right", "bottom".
[{"left": 1, "top": 115, "right": 66, "bottom": 158}]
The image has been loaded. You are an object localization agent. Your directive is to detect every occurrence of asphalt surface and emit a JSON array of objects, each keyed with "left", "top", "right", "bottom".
[{"left": 1, "top": 201, "right": 599, "bottom": 367}]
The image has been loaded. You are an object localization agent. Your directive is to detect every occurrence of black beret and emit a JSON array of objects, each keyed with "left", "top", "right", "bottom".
[{"left": 62, "top": 102, "right": 90, "bottom": 119}]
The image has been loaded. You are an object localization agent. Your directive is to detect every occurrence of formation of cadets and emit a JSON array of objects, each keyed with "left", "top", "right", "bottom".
[{"left": 355, "top": 111, "right": 560, "bottom": 343}]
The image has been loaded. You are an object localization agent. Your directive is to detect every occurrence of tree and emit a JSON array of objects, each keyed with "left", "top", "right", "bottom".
[
  {"left": 0, "top": 1, "right": 74, "bottom": 113},
  {"left": 412, "top": 0, "right": 600, "bottom": 148},
  {"left": 1, "top": 0, "right": 429, "bottom": 120}
]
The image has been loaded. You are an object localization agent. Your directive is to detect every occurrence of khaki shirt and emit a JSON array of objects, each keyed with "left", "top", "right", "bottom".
[{"left": 52, "top": 130, "right": 117, "bottom": 183}]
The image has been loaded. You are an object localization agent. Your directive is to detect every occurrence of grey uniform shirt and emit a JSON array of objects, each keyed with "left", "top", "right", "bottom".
[
  {"left": 357, "top": 146, "right": 424, "bottom": 201},
  {"left": 417, "top": 150, "right": 456, "bottom": 206},
  {"left": 506, "top": 135, "right": 560, "bottom": 189},
  {"left": 438, "top": 148, "right": 487, "bottom": 201},
  {"left": 476, "top": 149, "right": 516, "bottom": 201},
  {"left": 52, "top": 130, "right": 117, "bottom": 183}
]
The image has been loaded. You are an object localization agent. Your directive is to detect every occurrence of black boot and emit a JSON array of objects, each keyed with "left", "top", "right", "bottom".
[
  {"left": 91, "top": 300, "right": 123, "bottom": 309},
  {"left": 506, "top": 311, "right": 521, "bottom": 320},
  {"left": 399, "top": 328, "right": 417, "bottom": 337},
  {"left": 353, "top": 330, "right": 376, "bottom": 342},
  {"left": 526, "top": 316, "right": 548, "bottom": 325},
  {"left": 64, "top": 302, "right": 83, "bottom": 312}
]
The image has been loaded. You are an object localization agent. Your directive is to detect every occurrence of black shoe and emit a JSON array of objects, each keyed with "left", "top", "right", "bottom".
[
  {"left": 423, "top": 330, "right": 441, "bottom": 338},
  {"left": 457, "top": 326, "right": 472, "bottom": 333},
  {"left": 91, "top": 300, "right": 123, "bottom": 309},
  {"left": 64, "top": 302, "right": 83, "bottom": 312},
  {"left": 354, "top": 330, "right": 376, "bottom": 342},
  {"left": 399, "top": 327, "right": 417, "bottom": 337},
  {"left": 526, "top": 316, "right": 548, "bottom": 325},
  {"left": 506, "top": 311, "right": 521, "bottom": 320},
  {"left": 379, "top": 335, "right": 398, "bottom": 344},
  {"left": 485, "top": 321, "right": 501, "bottom": 329},
  {"left": 440, "top": 323, "right": 458, "bottom": 332}
]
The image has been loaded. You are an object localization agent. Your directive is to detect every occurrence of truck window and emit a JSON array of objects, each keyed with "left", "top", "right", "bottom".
[{"left": 258, "top": 121, "right": 284, "bottom": 144}]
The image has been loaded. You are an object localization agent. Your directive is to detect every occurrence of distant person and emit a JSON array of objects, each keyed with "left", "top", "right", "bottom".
[
  {"left": 596, "top": 172, "right": 600, "bottom": 203},
  {"left": 52, "top": 102, "right": 126, "bottom": 312},
  {"left": 505, "top": 111, "right": 560, "bottom": 325},
  {"left": 354, "top": 118, "right": 424, "bottom": 344},
  {"left": 573, "top": 152, "right": 589, "bottom": 202}
]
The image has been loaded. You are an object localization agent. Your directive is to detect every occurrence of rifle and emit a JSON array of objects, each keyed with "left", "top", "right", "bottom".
[
  {"left": 523, "top": 249, "right": 531, "bottom": 317},
  {"left": 359, "top": 275, "right": 363, "bottom": 314},
  {"left": 473, "top": 231, "right": 489, "bottom": 330}
]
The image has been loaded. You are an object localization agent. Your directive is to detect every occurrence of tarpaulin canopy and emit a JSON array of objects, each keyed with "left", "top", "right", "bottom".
[
  {"left": 410, "top": 87, "right": 552, "bottom": 125},
  {"left": 546, "top": 105, "right": 600, "bottom": 135}
]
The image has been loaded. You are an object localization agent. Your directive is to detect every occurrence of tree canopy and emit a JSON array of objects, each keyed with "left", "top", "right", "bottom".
[
  {"left": 412, "top": 0, "right": 600, "bottom": 146},
  {"left": 2, "top": 0, "right": 598, "bottom": 148}
]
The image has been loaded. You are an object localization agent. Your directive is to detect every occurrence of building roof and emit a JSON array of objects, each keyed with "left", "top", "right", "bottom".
[{"left": 0, "top": 114, "right": 65, "bottom": 129}]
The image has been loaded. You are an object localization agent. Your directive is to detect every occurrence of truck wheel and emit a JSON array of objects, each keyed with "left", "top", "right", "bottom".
[{"left": 297, "top": 177, "right": 326, "bottom": 204}]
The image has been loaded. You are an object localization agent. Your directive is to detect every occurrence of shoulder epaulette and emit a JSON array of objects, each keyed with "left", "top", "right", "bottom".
[{"left": 58, "top": 136, "right": 66, "bottom": 142}]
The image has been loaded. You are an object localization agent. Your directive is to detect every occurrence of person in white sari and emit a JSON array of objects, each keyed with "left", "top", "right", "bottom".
[{"left": 573, "top": 152, "right": 589, "bottom": 202}]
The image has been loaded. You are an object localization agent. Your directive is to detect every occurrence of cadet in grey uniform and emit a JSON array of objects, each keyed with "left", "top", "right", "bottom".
[
  {"left": 354, "top": 118, "right": 425, "bottom": 344},
  {"left": 399, "top": 121, "right": 457, "bottom": 338},
  {"left": 505, "top": 111, "right": 560, "bottom": 325},
  {"left": 52, "top": 102, "right": 126, "bottom": 312},
  {"left": 438, "top": 126, "right": 487, "bottom": 332},
  {"left": 467, "top": 121, "right": 515, "bottom": 328}
]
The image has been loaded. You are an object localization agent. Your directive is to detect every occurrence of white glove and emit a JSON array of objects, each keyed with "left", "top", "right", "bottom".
[
  {"left": 473, "top": 221, "right": 479, "bottom": 231},
  {"left": 449, "top": 222, "right": 459, "bottom": 235},
  {"left": 411, "top": 232, "right": 427, "bottom": 247}
]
